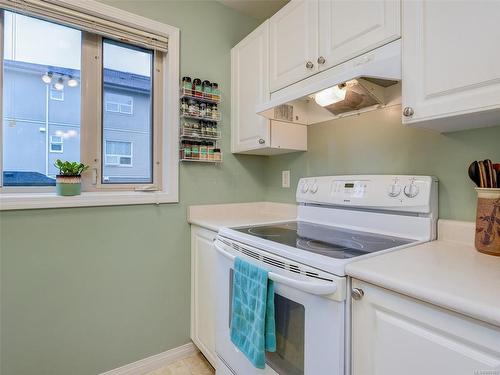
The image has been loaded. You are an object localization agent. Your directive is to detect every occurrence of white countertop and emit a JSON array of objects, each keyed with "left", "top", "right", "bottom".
[
  {"left": 188, "top": 202, "right": 297, "bottom": 232},
  {"left": 346, "top": 220, "right": 500, "bottom": 327}
]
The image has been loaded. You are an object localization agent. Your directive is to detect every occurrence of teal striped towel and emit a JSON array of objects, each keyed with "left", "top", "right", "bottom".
[{"left": 230, "top": 257, "right": 276, "bottom": 369}]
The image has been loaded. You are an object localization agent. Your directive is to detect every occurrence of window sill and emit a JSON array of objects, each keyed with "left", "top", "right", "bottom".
[{"left": 0, "top": 190, "right": 178, "bottom": 210}]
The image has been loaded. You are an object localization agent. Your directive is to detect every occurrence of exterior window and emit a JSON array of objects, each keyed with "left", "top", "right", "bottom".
[
  {"left": 102, "top": 39, "right": 153, "bottom": 184},
  {"left": 2, "top": 11, "right": 81, "bottom": 186},
  {"left": 49, "top": 136, "right": 63, "bottom": 153},
  {"left": 104, "top": 140, "right": 133, "bottom": 167},
  {"left": 0, "top": 3, "right": 179, "bottom": 208},
  {"left": 105, "top": 93, "right": 133, "bottom": 114},
  {"left": 49, "top": 87, "right": 64, "bottom": 101}
]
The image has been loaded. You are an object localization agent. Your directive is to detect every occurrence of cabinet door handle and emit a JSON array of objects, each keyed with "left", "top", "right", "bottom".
[
  {"left": 259, "top": 138, "right": 265, "bottom": 144},
  {"left": 305, "top": 61, "right": 314, "bottom": 69},
  {"left": 351, "top": 288, "right": 364, "bottom": 300},
  {"left": 403, "top": 107, "right": 415, "bottom": 117},
  {"left": 317, "top": 56, "right": 326, "bottom": 65}
]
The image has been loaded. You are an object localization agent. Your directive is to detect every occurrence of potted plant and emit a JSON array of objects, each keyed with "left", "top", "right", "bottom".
[{"left": 54, "top": 159, "right": 89, "bottom": 196}]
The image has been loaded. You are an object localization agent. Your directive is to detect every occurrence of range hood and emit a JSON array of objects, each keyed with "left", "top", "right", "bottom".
[{"left": 257, "top": 40, "right": 402, "bottom": 125}]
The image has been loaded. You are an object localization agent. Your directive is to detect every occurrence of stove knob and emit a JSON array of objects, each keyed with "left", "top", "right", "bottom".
[
  {"left": 387, "top": 183, "right": 402, "bottom": 197},
  {"left": 301, "top": 181, "right": 309, "bottom": 193},
  {"left": 404, "top": 183, "right": 419, "bottom": 198},
  {"left": 310, "top": 183, "right": 318, "bottom": 194}
]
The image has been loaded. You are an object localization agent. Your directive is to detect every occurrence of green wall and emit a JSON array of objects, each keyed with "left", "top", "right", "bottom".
[
  {"left": 0, "top": 2, "right": 262, "bottom": 374},
  {"left": 264, "top": 105, "right": 500, "bottom": 221}
]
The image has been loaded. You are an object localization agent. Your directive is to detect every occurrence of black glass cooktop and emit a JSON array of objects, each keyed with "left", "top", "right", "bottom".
[{"left": 235, "top": 221, "right": 415, "bottom": 259}]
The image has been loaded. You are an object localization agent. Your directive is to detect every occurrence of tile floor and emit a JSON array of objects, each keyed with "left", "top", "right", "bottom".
[{"left": 146, "top": 352, "right": 215, "bottom": 375}]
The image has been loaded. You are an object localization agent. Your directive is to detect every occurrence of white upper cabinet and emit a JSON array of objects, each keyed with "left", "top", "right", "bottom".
[
  {"left": 402, "top": 0, "right": 500, "bottom": 132},
  {"left": 231, "top": 20, "right": 308, "bottom": 155},
  {"left": 318, "top": 0, "right": 400, "bottom": 71},
  {"left": 351, "top": 279, "right": 500, "bottom": 375},
  {"left": 269, "top": 0, "right": 319, "bottom": 92},
  {"left": 231, "top": 21, "right": 270, "bottom": 152}
]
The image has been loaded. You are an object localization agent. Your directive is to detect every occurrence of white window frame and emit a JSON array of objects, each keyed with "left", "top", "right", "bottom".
[
  {"left": 0, "top": 1, "right": 180, "bottom": 210},
  {"left": 104, "top": 140, "right": 133, "bottom": 167},
  {"left": 49, "top": 87, "right": 64, "bottom": 101},
  {"left": 105, "top": 93, "right": 134, "bottom": 115},
  {"left": 49, "top": 135, "right": 64, "bottom": 153}
]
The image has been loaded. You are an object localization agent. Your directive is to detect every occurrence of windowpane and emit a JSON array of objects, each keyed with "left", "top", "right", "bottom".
[
  {"left": 102, "top": 39, "right": 153, "bottom": 184},
  {"left": 2, "top": 11, "right": 81, "bottom": 185}
]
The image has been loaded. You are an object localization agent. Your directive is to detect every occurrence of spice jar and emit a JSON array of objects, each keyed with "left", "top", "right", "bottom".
[
  {"left": 211, "top": 104, "right": 219, "bottom": 120},
  {"left": 213, "top": 148, "right": 221, "bottom": 161},
  {"left": 207, "top": 143, "right": 215, "bottom": 160},
  {"left": 192, "top": 120, "right": 200, "bottom": 132},
  {"left": 199, "top": 103, "right": 207, "bottom": 118},
  {"left": 202, "top": 80, "right": 212, "bottom": 99},
  {"left": 182, "top": 76, "right": 192, "bottom": 93},
  {"left": 191, "top": 142, "right": 200, "bottom": 159},
  {"left": 211, "top": 82, "right": 219, "bottom": 99},
  {"left": 199, "top": 142, "right": 208, "bottom": 160},
  {"left": 181, "top": 141, "right": 192, "bottom": 159},
  {"left": 205, "top": 104, "right": 212, "bottom": 119},
  {"left": 193, "top": 78, "right": 202, "bottom": 96},
  {"left": 188, "top": 99, "right": 199, "bottom": 116},
  {"left": 181, "top": 98, "right": 188, "bottom": 114}
]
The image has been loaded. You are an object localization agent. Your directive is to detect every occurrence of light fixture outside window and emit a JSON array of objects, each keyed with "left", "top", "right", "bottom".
[
  {"left": 67, "top": 77, "right": 79, "bottom": 87},
  {"left": 314, "top": 84, "right": 347, "bottom": 107},
  {"left": 41, "top": 72, "right": 52, "bottom": 84},
  {"left": 54, "top": 78, "right": 64, "bottom": 91}
]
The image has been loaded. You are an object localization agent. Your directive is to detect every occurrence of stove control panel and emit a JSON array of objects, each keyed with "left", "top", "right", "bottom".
[{"left": 297, "top": 175, "right": 437, "bottom": 213}]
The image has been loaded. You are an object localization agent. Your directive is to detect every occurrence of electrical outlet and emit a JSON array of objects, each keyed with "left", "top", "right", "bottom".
[{"left": 282, "top": 170, "right": 290, "bottom": 188}]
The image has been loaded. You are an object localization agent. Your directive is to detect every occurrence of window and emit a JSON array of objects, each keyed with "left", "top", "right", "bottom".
[
  {"left": 49, "top": 136, "right": 63, "bottom": 153},
  {"left": 50, "top": 87, "right": 64, "bottom": 101},
  {"left": 102, "top": 40, "right": 152, "bottom": 184},
  {"left": 105, "top": 93, "right": 133, "bottom": 115},
  {"left": 105, "top": 140, "right": 132, "bottom": 167},
  {"left": 2, "top": 11, "right": 81, "bottom": 186},
  {"left": 0, "top": 2, "right": 180, "bottom": 209}
]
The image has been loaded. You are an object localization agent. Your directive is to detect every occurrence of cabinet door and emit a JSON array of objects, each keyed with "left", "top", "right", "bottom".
[
  {"left": 231, "top": 20, "right": 270, "bottom": 153},
  {"left": 351, "top": 279, "right": 500, "bottom": 375},
  {"left": 269, "top": 0, "right": 319, "bottom": 92},
  {"left": 402, "top": 0, "right": 500, "bottom": 130},
  {"left": 318, "top": 0, "right": 400, "bottom": 70},
  {"left": 190, "top": 226, "right": 217, "bottom": 367}
]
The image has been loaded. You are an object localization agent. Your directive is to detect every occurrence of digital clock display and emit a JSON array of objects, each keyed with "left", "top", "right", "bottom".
[{"left": 344, "top": 183, "right": 355, "bottom": 188}]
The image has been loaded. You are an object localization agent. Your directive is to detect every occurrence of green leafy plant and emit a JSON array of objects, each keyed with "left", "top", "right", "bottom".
[{"left": 54, "top": 159, "right": 89, "bottom": 176}]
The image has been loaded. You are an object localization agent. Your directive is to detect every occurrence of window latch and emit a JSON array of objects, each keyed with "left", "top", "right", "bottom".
[{"left": 134, "top": 185, "right": 158, "bottom": 192}]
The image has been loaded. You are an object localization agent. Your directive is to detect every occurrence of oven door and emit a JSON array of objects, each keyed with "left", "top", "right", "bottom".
[{"left": 215, "top": 238, "right": 346, "bottom": 375}]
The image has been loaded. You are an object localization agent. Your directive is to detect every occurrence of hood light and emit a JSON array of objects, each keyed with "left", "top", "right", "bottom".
[{"left": 314, "top": 84, "right": 346, "bottom": 107}]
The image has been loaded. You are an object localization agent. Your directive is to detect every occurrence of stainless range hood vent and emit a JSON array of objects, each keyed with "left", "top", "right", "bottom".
[
  {"left": 319, "top": 78, "right": 397, "bottom": 116},
  {"left": 256, "top": 39, "right": 402, "bottom": 126}
]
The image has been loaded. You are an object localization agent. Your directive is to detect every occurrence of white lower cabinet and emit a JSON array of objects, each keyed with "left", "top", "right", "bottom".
[
  {"left": 191, "top": 225, "right": 217, "bottom": 367},
  {"left": 351, "top": 279, "right": 500, "bottom": 375}
]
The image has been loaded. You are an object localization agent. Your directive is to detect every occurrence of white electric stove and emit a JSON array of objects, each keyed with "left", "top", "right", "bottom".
[{"left": 215, "top": 175, "right": 438, "bottom": 375}]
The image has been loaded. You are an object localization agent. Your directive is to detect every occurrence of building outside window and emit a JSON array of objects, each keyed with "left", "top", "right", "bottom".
[
  {"left": 49, "top": 135, "right": 63, "bottom": 153},
  {"left": 105, "top": 93, "right": 133, "bottom": 115},
  {"left": 105, "top": 140, "right": 133, "bottom": 167},
  {"left": 49, "top": 87, "right": 64, "bottom": 101}
]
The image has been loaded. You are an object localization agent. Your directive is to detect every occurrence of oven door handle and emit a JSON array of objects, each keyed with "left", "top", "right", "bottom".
[{"left": 214, "top": 241, "right": 337, "bottom": 296}]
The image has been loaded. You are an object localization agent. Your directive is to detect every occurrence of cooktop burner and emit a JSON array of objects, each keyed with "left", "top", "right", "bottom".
[{"left": 235, "top": 221, "right": 415, "bottom": 259}]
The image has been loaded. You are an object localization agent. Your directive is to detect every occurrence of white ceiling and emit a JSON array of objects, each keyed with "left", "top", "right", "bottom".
[{"left": 218, "top": 0, "right": 289, "bottom": 21}]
